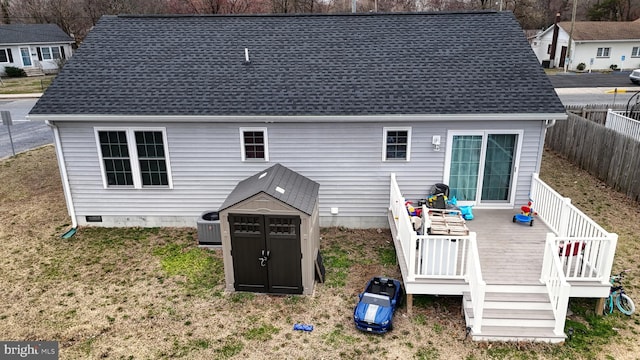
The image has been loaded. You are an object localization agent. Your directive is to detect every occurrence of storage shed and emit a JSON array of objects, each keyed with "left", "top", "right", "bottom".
[{"left": 218, "top": 164, "right": 320, "bottom": 295}]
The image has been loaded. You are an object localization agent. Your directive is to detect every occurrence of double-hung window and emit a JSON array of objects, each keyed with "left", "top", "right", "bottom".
[
  {"left": 240, "top": 127, "right": 269, "bottom": 161},
  {"left": 96, "top": 128, "right": 172, "bottom": 189},
  {"left": 383, "top": 127, "right": 411, "bottom": 161},
  {"left": 37, "top": 46, "right": 63, "bottom": 60},
  {"left": 596, "top": 47, "right": 611, "bottom": 58},
  {"left": 633, "top": 47, "right": 640, "bottom": 57},
  {"left": 41, "top": 47, "right": 52, "bottom": 60}
]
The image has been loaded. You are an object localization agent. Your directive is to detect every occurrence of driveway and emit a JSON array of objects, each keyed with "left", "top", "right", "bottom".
[{"left": 548, "top": 70, "right": 639, "bottom": 88}]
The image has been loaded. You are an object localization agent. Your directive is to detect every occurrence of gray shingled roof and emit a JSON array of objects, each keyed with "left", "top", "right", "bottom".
[
  {"left": 219, "top": 163, "right": 319, "bottom": 215},
  {"left": 0, "top": 24, "right": 73, "bottom": 45},
  {"left": 30, "top": 12, "right": 566, "bottom": 116}
]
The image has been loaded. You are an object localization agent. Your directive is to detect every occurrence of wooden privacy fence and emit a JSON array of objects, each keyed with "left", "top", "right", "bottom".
[
  {"left": 545, "top": 112, "right": 640, "bottom": 202},
  {"left": 565, "top": 104, "right": 627, "bottom": 125}
]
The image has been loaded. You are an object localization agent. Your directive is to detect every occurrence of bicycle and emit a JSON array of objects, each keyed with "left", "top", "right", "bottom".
[{"left": 604, "top": 270, "right": 635, "bottom": 316}]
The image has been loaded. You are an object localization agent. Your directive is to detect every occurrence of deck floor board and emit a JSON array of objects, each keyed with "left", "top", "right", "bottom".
[{"left": 466, "top": 209, "right": 552, "bottom": 285}]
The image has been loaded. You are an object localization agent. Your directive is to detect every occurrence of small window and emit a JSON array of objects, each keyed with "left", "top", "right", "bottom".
[
  {"left": 240, "top": 128, "right": 269, "bottom": 161},
  {"left": 383, "top": 127, "right": 411, "bottom": 161},
  {"left": 96, "top": 128, "right": 172, "bottom": 189},
  {"left": 632, "top": 47, "right": 640, "bottom": 57},
  {"left": 597, "top": 47, "right": 611, "bottom": 58},
  {"left": 51, "top": 47, "right": 61, "bottom": 59},
  {"left": 41, "top": 47, "right": 52, "bottom": 60},
  {"left": 547, "top": 44, "right": 552, "bottom": 54}
]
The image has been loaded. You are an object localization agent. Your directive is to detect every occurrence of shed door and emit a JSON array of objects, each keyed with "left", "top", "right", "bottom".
[{"left": 229, "top": 214, "right": 302, "bottom": 294}]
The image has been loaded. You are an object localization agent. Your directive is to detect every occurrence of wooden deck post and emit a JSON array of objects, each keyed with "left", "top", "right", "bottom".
[
  {"left": 406, "top": 293, "right": 413, "bottom": 315},
  {"left": 595, "top": 297, "right": 605, "bottom": 315}
]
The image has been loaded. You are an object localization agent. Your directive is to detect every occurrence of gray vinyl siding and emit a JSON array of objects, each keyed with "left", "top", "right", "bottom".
[{"left": 56, "top": 119, "right": 544, "bottom": 223}]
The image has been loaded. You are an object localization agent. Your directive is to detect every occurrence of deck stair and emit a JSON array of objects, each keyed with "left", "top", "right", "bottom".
[{"left": 463, "top": 284, "right": 566, "bottom": 343}]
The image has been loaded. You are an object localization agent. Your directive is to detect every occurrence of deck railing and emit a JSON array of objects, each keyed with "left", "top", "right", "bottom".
[
  {"left": 390, "top": 174, "right": 477, "bottom": 281},
  {"left": 389, "top": 173, "right": 415, "bottom": 279},
  {"left": 606, "top": 109, "right": 640, "bottom": 141},
  {"left": 540, "top": 234, "right": 571, "bottom": 336},
  {"left": 531, "top": 174, "right": 617, "bottom": 283}
]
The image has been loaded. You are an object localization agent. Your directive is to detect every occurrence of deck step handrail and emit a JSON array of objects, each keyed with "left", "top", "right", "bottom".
[
  {"left": 540, "top": 234, "right": 571, "bottom": 336},
  {"left": 531, "top": 174, "right": 617, "bottom": 282},
  {"left": 607, "top": 109, "right": 640, "bottom": 141},
  {"left": 466, "top": 232, "right": 485, "bottom": 334}
]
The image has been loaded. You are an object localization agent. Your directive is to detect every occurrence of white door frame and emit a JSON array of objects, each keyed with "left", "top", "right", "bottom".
[
  {"left": 443, "top": 130, "right": 523, "bottom": 208},
  {"left": 19, "top": 47, "right": 32, "bottom": 67}
]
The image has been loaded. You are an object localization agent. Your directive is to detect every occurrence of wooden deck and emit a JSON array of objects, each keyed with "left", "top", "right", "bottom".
[{"left": 466, "top": 209, "right": 551, "bottom": 285}]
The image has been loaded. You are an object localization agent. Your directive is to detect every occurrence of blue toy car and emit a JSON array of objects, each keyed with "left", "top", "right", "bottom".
[{"left": 353, "top": 277, "right": 403, "bottom": 334}]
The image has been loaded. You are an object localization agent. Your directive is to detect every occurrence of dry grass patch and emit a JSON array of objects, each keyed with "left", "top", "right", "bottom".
[
  {"left": 0, "top": 75, "right": 55, "bottom": 94},
  {"left": 1, "top": 145, "right": 639, "bottom": 359}
]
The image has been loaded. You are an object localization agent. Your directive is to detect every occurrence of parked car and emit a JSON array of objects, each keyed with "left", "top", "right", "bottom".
[
  {"left": 353, "top": 277, "right": 403, "bottom": 333},
  {"left": 630, "top": 69, "right": 640, "bottom": 84}
]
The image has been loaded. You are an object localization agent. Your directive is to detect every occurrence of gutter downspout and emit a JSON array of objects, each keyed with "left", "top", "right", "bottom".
[
  {"left": 46, "top": 120, "right": 78, "bottom": 236},
  {"left": 545, "top": 119, "right": 557, "bottom": 128}
]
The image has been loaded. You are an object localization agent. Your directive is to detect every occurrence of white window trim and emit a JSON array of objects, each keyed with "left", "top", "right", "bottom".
[
  {"left": 39, "top": 46, "right": 61, "bottom": 61},
  {"left": 443, "top": 129, "right": 523, "bottom": 208},
  {"left": 239, "top": 127, "right": 269, "bottom": 162},
  {"left": 382, "top": 127, "right": 411, "bottom": 161},
  {"left": 632, "top": 46, "right": 640, "bottom": 57},
  {"left": 41, "top": 47, "right": 52, "bottom": 60},
  {"left": 596, "top": 47, "right": 611, "bottom": 58},
  {"left": 94, "top": 127, "right": 173, "bottom": 189}
]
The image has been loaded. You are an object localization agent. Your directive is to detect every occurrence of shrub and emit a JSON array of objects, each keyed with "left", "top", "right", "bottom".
[
  {"left": 4, "top": 66, "right": 26, "bottom": 77},
  {"left": 577, "top": 63, "right": 586, "bottom": 71},
  {"left": 610, "top": 64, "right": 619, "bottom": 71}
]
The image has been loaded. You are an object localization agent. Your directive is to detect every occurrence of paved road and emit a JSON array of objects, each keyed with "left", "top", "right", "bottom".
[
  {"left": 0, "top": 98, "right": 52, "bottom": 159},
  {"left": 548, "top": 70, "right": 640, "bottom": 88}
]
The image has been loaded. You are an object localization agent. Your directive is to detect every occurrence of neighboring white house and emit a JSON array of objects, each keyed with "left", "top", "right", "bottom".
[
  {"left": 0, "top": 24, "right": 74, "bottom": 76},
  {"left": 531, "top": 19, "right": 640, "bottom": 71}
]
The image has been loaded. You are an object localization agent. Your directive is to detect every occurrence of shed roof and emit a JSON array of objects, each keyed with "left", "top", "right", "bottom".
[
  {"left": 219, "top": 163, "right": 319, "bottom": 215},
  {"left": 30, "top": 11, "right": 566, "bottom": 117},
  {"left": 558, "top": 21, "right": 640, "bottom": 41},
  {"left": 0, "top": 24, "right": 74, "bottom": 45}
]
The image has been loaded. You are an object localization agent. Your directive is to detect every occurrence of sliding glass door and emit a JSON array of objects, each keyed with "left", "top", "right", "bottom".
[{"left": 446, "top": 131, "right": 521, "bottom": 206}]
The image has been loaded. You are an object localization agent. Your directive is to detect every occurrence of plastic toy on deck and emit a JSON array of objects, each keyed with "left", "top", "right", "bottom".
[{"left": 513, "top": 201, "right": 536, "bottom": 226}]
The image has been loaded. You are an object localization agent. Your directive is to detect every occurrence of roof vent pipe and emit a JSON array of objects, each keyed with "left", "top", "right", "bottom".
[{"left": 244, "top": 48, "right": 250, "bottom": 63}]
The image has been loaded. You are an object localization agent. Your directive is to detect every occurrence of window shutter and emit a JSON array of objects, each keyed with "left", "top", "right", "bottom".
[
  {"left": 60, "top": 46, "right": 66, "bottom": 59},
  {"left": 7, "top": 48, "right": 13, "bottom": 63},
  {"left": 36, "top": 47, "right": 42, "bottom": 61}
]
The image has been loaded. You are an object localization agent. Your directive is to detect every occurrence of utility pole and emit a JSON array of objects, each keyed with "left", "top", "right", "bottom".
[{"left": 566, "top": 0, "right": 578, "bottom": 72}]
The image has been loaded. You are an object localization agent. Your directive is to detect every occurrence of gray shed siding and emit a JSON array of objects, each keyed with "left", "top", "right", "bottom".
[{"left": 55, "top": 119, "right": 545, "bottom": 227}]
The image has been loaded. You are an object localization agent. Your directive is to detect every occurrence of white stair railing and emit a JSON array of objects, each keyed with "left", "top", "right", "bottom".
[
  {"left": 540, "top": 234, "right": 571, "bottom": 336},
  {"left": 466, "top": 232, "right": 485, "bottom": 334}
]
